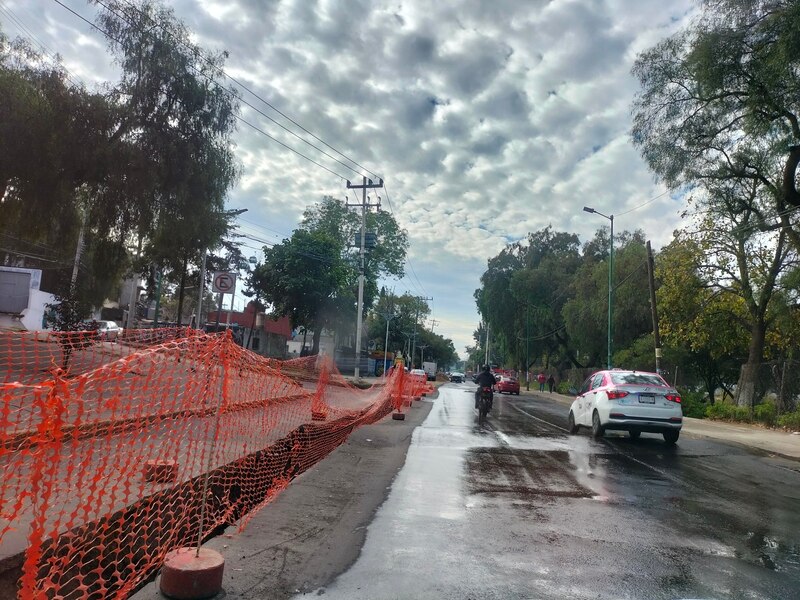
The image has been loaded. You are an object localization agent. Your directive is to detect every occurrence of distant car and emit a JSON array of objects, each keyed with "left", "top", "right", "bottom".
[
  {"left": 450, "top": 372, "right": 464, "bottom": 383},
  {"left": 494, "top": 376, "right": 520, "bottom": 395},
  {"left": 410, "top": 368, "right": 426, "bottom": 379},
  {"left": 96, "top": 320, "right": 121, "bottom": 341},
  {"left": 568, "top": 369, "right": 682, "bottom": 444}
]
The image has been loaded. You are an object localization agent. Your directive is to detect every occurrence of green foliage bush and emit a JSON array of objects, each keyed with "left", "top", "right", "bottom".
[
  {"left": 679, "top": 391, "right": 708, "bottom": 419},
  {"left": 705, "top": 402, "right": 751, "bottom": 422},
  {"left": 557, "top": 381, "right": 575, "bottom": 396},
  {"left": 753, "top": 402, "right": 777, "bottom": 426},
  {"left": 777, "top": 410, "right": 800, "bottom": 430}
]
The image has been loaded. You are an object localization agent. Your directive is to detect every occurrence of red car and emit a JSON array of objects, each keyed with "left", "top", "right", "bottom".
[{"left": 495, "top": 376, "right": 520, "bottom": 395}]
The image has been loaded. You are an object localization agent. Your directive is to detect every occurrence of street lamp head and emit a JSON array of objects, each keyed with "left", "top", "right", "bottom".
[{"left": 583, "top": 206, "right": 595, "bottom": 214}]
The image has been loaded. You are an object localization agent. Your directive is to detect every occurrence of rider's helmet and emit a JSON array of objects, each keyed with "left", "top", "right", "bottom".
[{"left": 482, "top": 364, "right": 490, "bottom": 372}]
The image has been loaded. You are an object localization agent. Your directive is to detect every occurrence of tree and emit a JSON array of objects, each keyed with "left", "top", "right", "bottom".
[
  {"left": 1, "top": 0, "right": 241, "bottom": 327},
  {"left": 95, "top": 0, "right": 241, "bottom": 323},
  {"left": 248, "top": 230, "right": 349, "bottom": 354},
  {"left": 299, "top": 196, "right": 408, "bottom": 312},
  {"left": 632, "top": 0, "right": 800, "bottom": 250},
  {"left": 561, "top": 230, "right": 650, "bottom": 370},
  {"left": 656, "top": 237, "right": 744, "bottom": 400},
  {"left": 475, "top": 227, "right": 583, "bottom": 373}
]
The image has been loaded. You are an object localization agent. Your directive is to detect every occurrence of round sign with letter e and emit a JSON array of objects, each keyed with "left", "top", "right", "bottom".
[{"left": 212, "top": 272, "right": 236, "bottom": 294}]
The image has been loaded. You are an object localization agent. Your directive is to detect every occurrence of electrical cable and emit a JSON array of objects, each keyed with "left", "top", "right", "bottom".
[
  {"left": 524, "top": 260, "right": 647, "bottom": 342},
  {"left": 49, "top": 0, "right": 351, "bottom": 182},
  {"left": 0, "top": 1, "right": 84, "bottom": 89},
  {"left": 95, "top": 0, "right": 381, "bottom": 181},
  {"left": 616, "top": 189, "right": 672, "bottom": 217}
]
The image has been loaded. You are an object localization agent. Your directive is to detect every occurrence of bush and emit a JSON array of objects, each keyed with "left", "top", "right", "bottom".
[
  {"left": 556, "top": 381, "right": 575, "bottom": 395},
  {"left": 777, "top": 410, "right": 800, "bottom": 430},
  {"left": 754, "top": 402, "right": 777, "bottom": 426},
  {"left": 680, "top": 390, "right": 708, "bottom": 419},
  {"left": 705, "top": 402, "right": 751, "bottom": 422}
]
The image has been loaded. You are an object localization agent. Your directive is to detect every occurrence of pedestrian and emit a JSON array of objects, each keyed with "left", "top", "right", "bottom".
[
  {"left": 537, "top": 372, "right": 546, "bottom": 392},
  {"left": 547, "top": 374, "right": 555, "bottom": 393}
]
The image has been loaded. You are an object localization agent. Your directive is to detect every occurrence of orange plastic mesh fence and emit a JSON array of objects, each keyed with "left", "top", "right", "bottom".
[{"left": 0, "top": 329, "right": 415, "bottom": 599}]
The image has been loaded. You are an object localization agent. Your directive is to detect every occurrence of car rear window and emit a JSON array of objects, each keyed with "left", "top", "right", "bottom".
[{"left": 609, "top": 372, "right": 666, "bottom": 386}]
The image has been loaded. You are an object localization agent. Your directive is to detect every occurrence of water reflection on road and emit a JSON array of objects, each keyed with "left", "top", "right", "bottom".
[{"left": 301, "top": 384, "right": 800, "bottom": 600}]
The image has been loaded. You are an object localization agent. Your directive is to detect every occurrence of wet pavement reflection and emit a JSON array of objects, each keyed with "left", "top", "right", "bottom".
[{"left": 299, "top": 384, "right": 800, "bottom": 599}]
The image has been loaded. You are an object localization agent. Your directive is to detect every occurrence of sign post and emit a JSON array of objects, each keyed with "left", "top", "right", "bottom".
[{"left": 211, "top": 272, "right": 236, "bottom": 332}]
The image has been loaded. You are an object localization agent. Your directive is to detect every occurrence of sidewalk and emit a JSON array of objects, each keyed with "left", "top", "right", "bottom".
[{"left": 520, "top": 388, "right": 800, "bottom": 460}]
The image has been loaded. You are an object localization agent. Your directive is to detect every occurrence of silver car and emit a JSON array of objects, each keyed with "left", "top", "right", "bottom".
[{"left": 568, "top": 369, "right": 683, "bottom": 444}]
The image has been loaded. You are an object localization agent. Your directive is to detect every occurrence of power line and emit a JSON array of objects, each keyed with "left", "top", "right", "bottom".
[
  {"left": 525, "top": 260, "right": 647, "bottom": 342},
  {"left": 49, "top": 0, "right": 351, "bottom": 182},
  {"left": 0, "top": 1, "right": 84, "bottom": 89},
  {"left": 233, "top": 113, "right": 348, "bottom": 180},
  {"left": 617, "top": 189, "right": 672, "bottom": 217},
  {"left": 98, "top": 0, "right": 382, "bottom": 181}
]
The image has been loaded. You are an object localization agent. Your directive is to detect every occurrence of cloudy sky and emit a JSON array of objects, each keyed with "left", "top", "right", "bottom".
[{"left": 2, "top": 0, "right": 697, "bottom": 358}]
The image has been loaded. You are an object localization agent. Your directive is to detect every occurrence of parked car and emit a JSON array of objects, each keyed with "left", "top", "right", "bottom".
[
  {"left": 410, "top": 368, "right": 427, "bottom": 379},
  {"left": 96, "top": 320, "right": 121, "bottom": 340},
  {"left": 449, "top": 372, "right": 464, "bottom": 383},
  {"left": 494, "top": 376, "right": 520, "bottom": 395},
  {"left": 567, "top": 369, "right": 682, "bottom": 444}
]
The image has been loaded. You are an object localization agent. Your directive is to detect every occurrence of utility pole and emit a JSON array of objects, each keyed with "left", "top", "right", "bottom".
[
  {"left": 484, "top": 321, "right": 490, "bottom": 366},
  {"left": 645, "top": 240, "right": 662, "bottom": 373},
  {"left": 71, "top": 208, "right": 87, "bottom": 291},
  {"left": 346, "top": 176, "right": 383, "bottom": 378},
  {"left": 411, "top": 295, "right": 433, "bottom": 369},
  {"left": 428, "top": 318, "right": 439, "bottom": 332},
  {"left": 126, "top": 235, "right": 143, "bottom": 331},
  {"left": 419, "top": 344, "right": 429, "bottom": 364},
  {"left": 379, "top": 309, "right": 396, "bottom": 378},
  {"left": 195, "top": 248, "right": 208, "bottom": 330},
  {"left": 526, "top": 305, "right": 530, "bottom": 391}
]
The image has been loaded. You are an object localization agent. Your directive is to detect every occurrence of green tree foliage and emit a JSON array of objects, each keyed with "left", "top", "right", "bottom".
[
  {"left": 249, "top": 230, "right": 349, "bottom": 354},
  {"left": 299, "top": 196, "right": 408, "bottom": 312},
  {"left": 366, "top": 291, "right": 427, "bottom": 357},
  {"left": 632, "top": 0, "right": 800, "bottom": 250},
  {"left": 95, "top": 0, "right": 241, "bottom": 322},
  {"left": 562, "top": 231, "right": 651, "bottom": 369},
  {"left": 0, "top": 0, "right": 240, "bottom": 325},
  {"left": 475, "top": 227, "right": 583, "bottom": 373},
  {"left": 250, "top": 197, "right": 408, "bottom": 354}
]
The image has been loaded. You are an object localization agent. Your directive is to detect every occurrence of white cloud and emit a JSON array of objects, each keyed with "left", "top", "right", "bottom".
[{"left": 2, "top": 0, "right": 697, "bottom": 358}]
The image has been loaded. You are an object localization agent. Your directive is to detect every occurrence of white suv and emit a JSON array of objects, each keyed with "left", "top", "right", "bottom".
[{"left": 567, "top": 369, "right": 683, "bottom": 444}]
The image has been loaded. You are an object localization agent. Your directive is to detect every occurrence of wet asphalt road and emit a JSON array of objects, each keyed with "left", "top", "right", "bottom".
[{"left": 300, "top": 383, "right": 800, "bottom": 600}]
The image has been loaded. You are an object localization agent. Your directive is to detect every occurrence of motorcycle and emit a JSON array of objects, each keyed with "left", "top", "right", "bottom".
[{"left": 477, "top": 386, "right": 493, "bottom": 422}]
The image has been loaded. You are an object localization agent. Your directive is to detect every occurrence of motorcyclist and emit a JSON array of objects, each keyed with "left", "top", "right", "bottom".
[{"left": 474, "top": 365, "right": 497, "bottom": 410}]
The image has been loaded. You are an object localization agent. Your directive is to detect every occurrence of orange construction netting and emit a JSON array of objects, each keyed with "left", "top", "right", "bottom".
[{"left": 0, "top": 328, "right": 426, "bottom": 599}]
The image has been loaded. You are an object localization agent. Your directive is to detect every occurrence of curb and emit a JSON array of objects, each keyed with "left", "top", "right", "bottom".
[{"left": 520, "top": 388, "right": 800, "bottom": 460}]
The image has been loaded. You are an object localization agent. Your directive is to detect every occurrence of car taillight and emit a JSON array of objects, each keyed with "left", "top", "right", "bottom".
[
  {"left": 665, "top": 394, "right": 682, "bottom": 403},
  {"left": 606, "top": 389, "right": 629, "bottom": 399}
]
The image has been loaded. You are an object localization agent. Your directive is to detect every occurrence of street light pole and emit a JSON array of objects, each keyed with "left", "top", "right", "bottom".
[
  {"left": 380, "top": 310, "right": 395, "bottom": 378},
  {"left": 583, "top": 206, "right": 614, "bottom": 369}
]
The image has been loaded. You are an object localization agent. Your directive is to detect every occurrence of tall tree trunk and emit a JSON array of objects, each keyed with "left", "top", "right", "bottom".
[
  {"left": 734, "top": 320, "right": 766, "bottom": 408},
  {"left": 176, "top": 252, "right": 189, "bottom": 326},
  {"left": 311, "top": 327, "right": 322, "bottom": 355}
]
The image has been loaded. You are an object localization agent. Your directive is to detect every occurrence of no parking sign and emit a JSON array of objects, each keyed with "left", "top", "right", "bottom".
[{"left": 212, "top": 272, "right": 236, "bottom": 294}]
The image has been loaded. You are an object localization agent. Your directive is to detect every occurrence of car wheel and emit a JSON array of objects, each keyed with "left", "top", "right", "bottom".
[
  {"left": 514, "top": 391, "right": 519, "bottom": 395},
  {"left": 663, "top": 430, "right": 680, "bottom": 445},
  {"left": 567, "top": 411, "right": 578, "bottom": 434},
  {"left": 629, "top": 430, "right": 641, "bottom": 440},
  {"left": 591, "top": 411, "right": 605, "bottom": 439}
]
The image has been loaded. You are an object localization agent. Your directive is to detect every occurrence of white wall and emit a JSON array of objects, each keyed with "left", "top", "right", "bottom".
[{"left": 0, "top": 267, "right": 55, "bottom": 331}]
